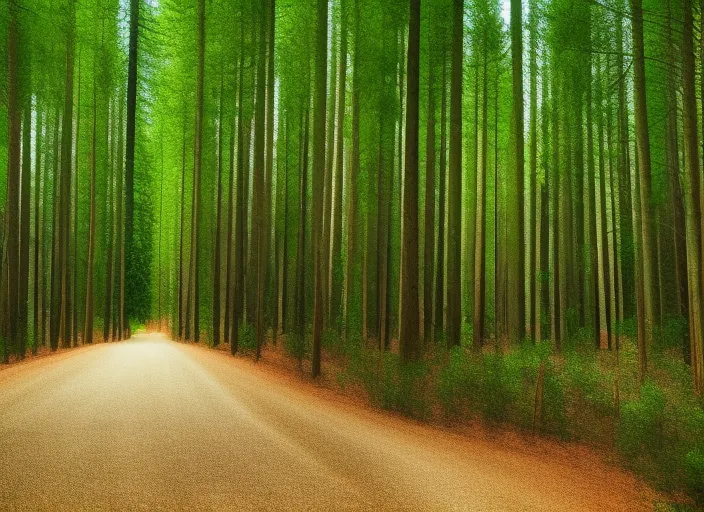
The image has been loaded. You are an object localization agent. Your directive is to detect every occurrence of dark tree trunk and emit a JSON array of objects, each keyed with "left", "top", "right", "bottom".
[
  {"left": 311, "top": 0, "right": 328, "bottom": 377},
  {"left": 435, "top": 54, "right": 447, "bottom": 338},
  {"left": 423, "top": 32, "right": 436, "bottom": 343},
  {"left": 447, "top": 0, "right": 463, "bottom": 349},
  {"left": 331, "top": 0, "right": 348, "bottom": 326},
  {"left": 125, "top": 0, "right": 139, "bottom": 338},
  {"left": 400, "top": 0, "right": 421, "bottom": 362},
  {"left": 510, "top": 0, "right": 525, "bottom": 341}
]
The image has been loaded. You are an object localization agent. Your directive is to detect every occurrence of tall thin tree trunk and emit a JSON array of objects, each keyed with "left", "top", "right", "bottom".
[
  {"left": 114, "top": 93, "right": 125, "bottom": 341},
  {"left": 331, "top": 0, "right": 348, "bottom": 326},
  {"left": 344, "top": 0, "right": 360, "bottom": 331},
  {"left": 538, "top": 58, "right": 549, "bottom": 342},
  {"left": 631, "top": 0, "right": 655, "bottom": 382},
  {"left": 400, "top": 0, "right": 421, "bottom": 362},
  {"left": 84, "top": 73, "right": 97, "bottom": 345},
  {"left": 473, "top": 48, "right": 488, "bottom": 350},
  {"left": 323, "top": 9, "right": 337, "bottom": 325},
  {"left": 596, "top": 54, "right": 611, "bottom": 350},
  {"left": 19, "top": 83, "right": 32, "bottom": 359},
  {"left": 435, "top": 54, "right": 447, "bottom": 338},
  {"left": 125, "top": 0, "right": 140, "bottom": 338},
  {"left": 681, "top": 0, "right": 703, "bottom": 394},
  {"left": 510, "top": 0, "right": 525, "bottom": 340},
  {"left": 424, "top": 31, "right": 436, "bottom": 344},
  {"left": 34, "top": 98, "right": 44, "bottom": 354},
  {"left": 528, "top": 0, "right": 538, "bottom": 340},
  {"left": 214, "top": 78, "right": 224, "bottom": 346},
  {"left": 189, "top": 0, "right": 206, "bottom": 343},
  {"left": 254, "top": 0, "right": 268, "bottom": 361},
  {"left": 104, "top": 102, "right": 115, "bottom": 342},
  {"left": 231, "top": 27, "right": 247, "bottom": 354},
  {"left": 447, "top": 0, "right": 463, "bottom": 349},
  {"left": 311, "top": 0, "right": 328, "bottom": 377},
  {"left": 72, "top": 53, "right": 81, "bottom": 346},
  {"left": 58, "top": 0, "right": 76, "bottom": 349},
  {"left": 2, "top": 2, "right": 21, "bottom": 361}
]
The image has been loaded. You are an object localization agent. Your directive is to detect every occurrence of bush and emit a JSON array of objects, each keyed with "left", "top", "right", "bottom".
[
  {"left": 479, "top": 350, "right": 521, "bottom": 423},
  {"left": 563, "top": 351, "right": 616, "bottom": 441},
  {"left": 436, "top": 347, "right": 478, "bottom": 418},
  {"left": 380, "top": 354, "right": 431, "bottom": 419},
  {"left": 238, "top": 322, "right": 256, "bottom": 352},
  {"left": 617, "top": 381, "right": 666, "bottom": 462},
  {"left": 684, "top": 449, "right": 704, "bottom": 503},
  {"left": 540, "top": 362, "right": 569, "bottom": 438}
]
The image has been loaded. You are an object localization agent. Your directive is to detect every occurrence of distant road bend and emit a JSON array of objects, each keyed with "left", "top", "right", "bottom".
[{"left": 0, "top": 333, "right": 655, "bottom": 511}]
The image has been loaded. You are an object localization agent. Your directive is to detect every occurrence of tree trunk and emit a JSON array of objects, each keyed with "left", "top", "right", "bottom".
[
  {"left": 528, "top": 0, "right": 538, "bottom": 340},
  {"left": 2, "top": 2, "right": 21, "bottom": 361},
  {"left": 631, "top": 0, "right": 655, "bottom": 382},
  {"left": 34, "top": 98, "right": 44, "bottom": 354},
  {"left": 104, "top": 102, "right": 115, "bottom": 342},
  {"left": 595, "top": 54, "right": 611, "bottom": 350},
  {"left": 681, "top": 0, "right": 703, "bottom": 394},
  {"left": 19, "top": 86, "right": 32, "bottom": 358},
  {"left": 400, "top": 0, "right": 421, "bottom": 362},
  {"left": 423, "top": 30, "right": 436, "bottom": 344},
  {"left": 189, "top": 0, "right": 206, "bottom": 343},
  {"left": 665, "top": 0, "right": 688, "bottom": 362},
  {"left": 84, "top": 73, "right": 97, "bottom": 346},
  {"left": 231, "top": 29, "right": 247, "bottom": 355},
  {"left": 114, "top": 93, "right": 125, "bottom": 341},
  {"left": 59, "top": 0, "right": 76, "bottom": 349},
  {"left": 254, "top": 1, "right": 267, "bottom": 360},
  {"left": 510, "top": 0, "right": 525, "bottom": 341},
  {"left": 323, "top": 9, "right": 337, "bottom": 326},
  {"left": 311, "top": 0, "right": 328, "bottom": 377},
  {"left": 213, "top": 79, "right": 224, "bottom": 346},
  {"left": 331, "top": 0, "right": 348, "bottom": 326},
  {"left": 435, "top": 54, "right": 447, "bottom": 338},
  {"left": 550, "top": 61, "right": 561, "bottom": 349},
  {"left": 538, "top": 58, "right": 549, "bottom": 343},
  {"left": 447, "top": 0, "right": 463, "bottom": 349},
  {"left": 473, "top": 48, "right": 488, "bottom": 350},
  {"left": 345, "top": 0, "right": 361, "bottom": 332},
  {"left": 125, "top": 0, "right": 139, "bottom": 338}
]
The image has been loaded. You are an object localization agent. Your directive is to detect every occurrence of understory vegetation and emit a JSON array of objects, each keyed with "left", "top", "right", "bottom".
[{"left": 322, "top": 327, "right": 704, "bottom": 502}]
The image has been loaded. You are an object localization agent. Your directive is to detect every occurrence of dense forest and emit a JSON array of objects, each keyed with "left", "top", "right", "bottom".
[{"left": 1, "top": 0, "right": 704, "bottom": 500}]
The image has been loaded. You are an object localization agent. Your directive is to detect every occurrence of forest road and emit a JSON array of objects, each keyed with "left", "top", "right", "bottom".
[{"left": 0, "top": 333, "right": 656, "bottom": 511}]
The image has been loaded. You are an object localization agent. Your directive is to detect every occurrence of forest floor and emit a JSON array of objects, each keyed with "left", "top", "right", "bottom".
[{"left": 0, "top": 332, "right": 663, "bottom": 511}]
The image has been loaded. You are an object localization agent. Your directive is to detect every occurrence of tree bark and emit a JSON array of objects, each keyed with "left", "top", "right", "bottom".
[
  {"left": 510, "top": 0, "right": 525, "bottom": 341},
  {"left": 311, "top": 0, "right": 328, "bottom": 377},
  {"left": 331, "top": 0, "right": 348, "bottom": 326},
  {"left": 681, "top": 0, "right": 703, "bottom": 394},
  {"left": 631, "top": 0, "right": 655, "bottom": 382},
  {"left": 125, "top": 0, "right": 140, "bottom": 338},
  {"left": 400, "top": 0, "right": 421, "bottom": 362}
]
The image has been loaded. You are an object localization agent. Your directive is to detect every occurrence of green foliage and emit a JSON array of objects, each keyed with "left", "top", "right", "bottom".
[
  {"left": 238, "top": 322, "right": 256, "bottom": 352},
  {"left": 283, "top": 330, "right": 307, "bottom": 363},
  {"left": 618, "top": 381, "right": 667, "bottom": 460},
  {"left": 377, "top": 353, "right": 431, "bottom": 419},
  {"left": 436, "top": 347, "right": 478, "bottom": 417}
]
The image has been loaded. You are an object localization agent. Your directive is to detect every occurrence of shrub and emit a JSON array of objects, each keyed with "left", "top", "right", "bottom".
[
  {"left": 380, "top": 354, "right": 431, "bottom": 419},
  {"left": 684, "top": 449, "right": 704, "bottom": 503},
  {"left": 540, "top": 362, "right": 569, "bottom": 438},
  {"left": 436, "top": 347, "right": 478, "bottom": 418},
  {"left": 238, "top": 322, "right": 257, "bottom": 352},
  {"left": 617, "top": 381, "right": 666, "bottom": 462},
  {"left": 479, "top": 350, "right": 521, "bottom": 424}
]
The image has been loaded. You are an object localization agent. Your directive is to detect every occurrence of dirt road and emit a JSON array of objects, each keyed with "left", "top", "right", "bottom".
[{"left": 0, "top": 333, "right": 656, "bottom": 511}]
